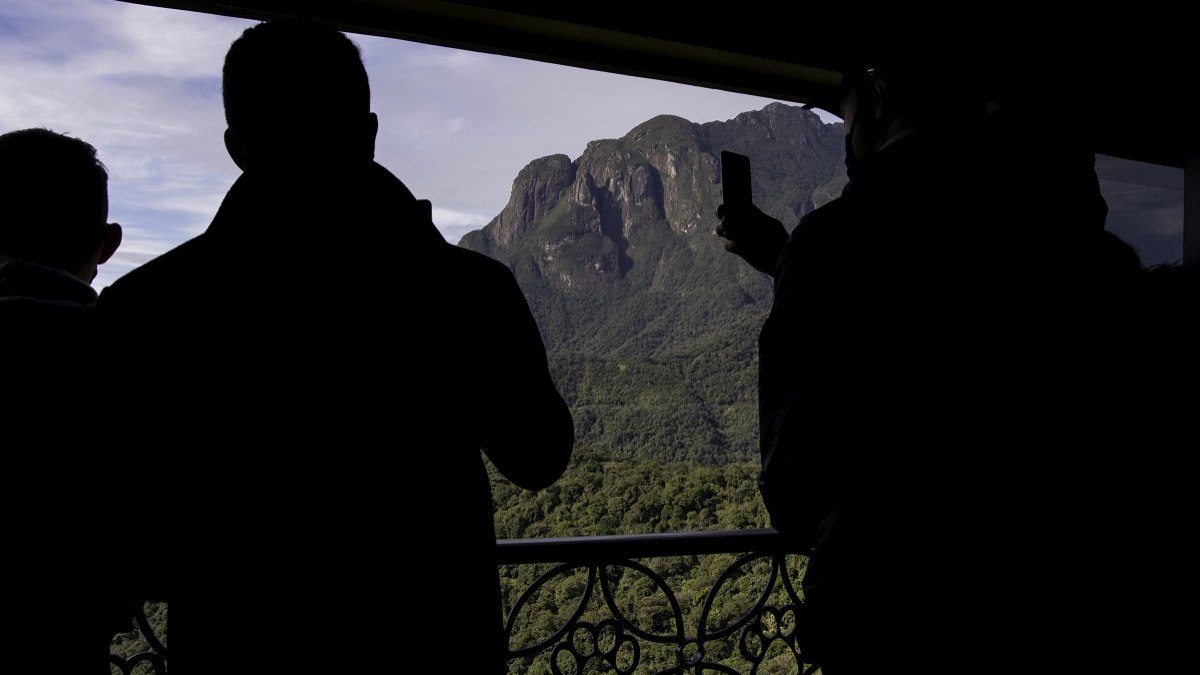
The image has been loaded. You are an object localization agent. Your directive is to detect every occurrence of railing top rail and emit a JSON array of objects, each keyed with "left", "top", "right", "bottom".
[{"left": 496, "top": 528, "right": 810, "bottom": 565}]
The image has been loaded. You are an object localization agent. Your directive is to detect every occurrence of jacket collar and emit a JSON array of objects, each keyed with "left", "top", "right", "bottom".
[{"left": 0, "top": 255, "right": 97, "bottom": 307}]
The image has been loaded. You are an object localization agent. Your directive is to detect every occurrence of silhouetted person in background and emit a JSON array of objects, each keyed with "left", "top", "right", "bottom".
[
  {"left": 97, "top": 18, "right": 573, "bottom": 673},
  {"left": 0, "top": 127, "right": 138, "bottom": 673},
  {"left": 992, "top": 109, "right": 1144, "bottom": 282},
  {"left": 717, "top": 55, "right": 1001, "bottom": 674},
  {"left": 988, "top": 75, "right": 1194, "bottom": 674},
  {"left": 720, "top": 46, "right": 1191, "bottom": 674}
]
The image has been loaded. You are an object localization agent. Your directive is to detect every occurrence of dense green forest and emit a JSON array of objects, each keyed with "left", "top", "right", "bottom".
[
  {"left": 491, "top": 454, "right": 809, "bottom": 674},
  {"left": 491, "top": 453, "right": 769, "bottom": 540}
]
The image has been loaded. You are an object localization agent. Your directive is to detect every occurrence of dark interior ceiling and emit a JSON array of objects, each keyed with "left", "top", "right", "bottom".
[{"left": 120, "top": 0, "right": 1189, "bottom": 167}]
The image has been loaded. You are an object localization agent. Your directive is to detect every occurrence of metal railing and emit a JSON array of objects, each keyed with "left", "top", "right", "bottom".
[
  {"left": 498, "top": 529, "right": 818, "bottom": 674},
  {"left": 101, "top": 531, "right": 809, "bottom": 674}
]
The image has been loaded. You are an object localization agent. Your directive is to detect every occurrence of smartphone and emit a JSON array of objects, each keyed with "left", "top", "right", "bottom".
[{"left": 721, "top": 150, "right": 752, "bottom": 211}]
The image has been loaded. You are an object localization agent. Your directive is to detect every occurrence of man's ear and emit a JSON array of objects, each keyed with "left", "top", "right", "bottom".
[
  {"left": 224, "top": 128, "right": 249, "bottom": 171},
  {"left": 97, "top": 222, "right": 122, "bottom": 265}
]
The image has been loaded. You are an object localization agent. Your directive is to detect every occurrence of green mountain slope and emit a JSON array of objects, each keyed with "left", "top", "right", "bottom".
[{"left": 461, "top": 103, "right": 846, "bottom": 464}]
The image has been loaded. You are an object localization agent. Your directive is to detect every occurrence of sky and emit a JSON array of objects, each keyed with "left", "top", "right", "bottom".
[
  {"left": 0, "top": 0, "right": 841, "bottom": 290},
  {"left": 0, "top": 0, "right": 1182, "bottom": 293}
]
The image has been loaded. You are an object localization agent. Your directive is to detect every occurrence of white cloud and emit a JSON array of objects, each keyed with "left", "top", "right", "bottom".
[
  {"left": 430, "top": 206, "right": 492, "bottom": 245},
  {"left": 2, "top": 0, "right": 837, "bottom": 289},
  {"left": 362, "top": 42, "right": 487, "bottom": 72},
  {"left": 364, "top": 37, "right": 834, "bottom": 220},
  {"left": 1096, "top": 154, "right": 1182, "bottom": 192}
]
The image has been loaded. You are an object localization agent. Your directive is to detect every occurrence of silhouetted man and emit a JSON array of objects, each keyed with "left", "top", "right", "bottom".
[
  {"left": 97, "top": 18, "right": 573, "bottom": 673},
  {"left": 717, "top": 57, "right": 1000, "bottom": 674},
  {"left": 717, "top": 45, "right": 1190, "bottom": 673}
]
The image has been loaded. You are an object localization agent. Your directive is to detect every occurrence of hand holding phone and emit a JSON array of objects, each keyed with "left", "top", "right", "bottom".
[{"left": 717, "top": 150, "right": 787, "bottom": 276}]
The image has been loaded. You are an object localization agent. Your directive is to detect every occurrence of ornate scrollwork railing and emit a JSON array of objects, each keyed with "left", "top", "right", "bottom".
[
  {"left": 498, "top": 529, "right": 818, "bottom": 675},
  {"left": 109, "top": 603, "right": 168, "bottom": 674}
]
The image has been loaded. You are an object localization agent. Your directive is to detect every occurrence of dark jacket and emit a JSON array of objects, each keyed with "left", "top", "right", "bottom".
[
  {"left": 97, "top": 160, "right": 572, "bottom": 673},
  {"left": 757, "top": 123, "right": 1189, "bottom": 673},
  {"left": 756, "top": 128, "right": 1003, "bottom": 671},
  {"left": 1, "top": 254, "right": 100, "bottom": 430},
  {"left": 0, "top": 258, "right": 132, "bottom": 672},
  {"left": 758, "top": 129, "right": 991, "bottom": 535}
]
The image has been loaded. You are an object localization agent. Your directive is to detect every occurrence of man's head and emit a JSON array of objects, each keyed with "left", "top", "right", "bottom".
[
  {"left": 222, "top": 18, "right": 377, "bottom": 170},
  {"left": 838, "top": 56, "right": 985, "bottom": 161},
  {"left": 0, "top": 128, "right": 121, "bottom": 282}
]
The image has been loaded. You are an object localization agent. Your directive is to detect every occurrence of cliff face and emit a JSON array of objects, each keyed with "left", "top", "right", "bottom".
[
  {"left": 490, "top": 153, "right": 576, "bottom": 248},
  {"left": 461, "top": 103, "right": 846, "bottom": 299},
  {"left": 457, "top": 103, "right": 847, "bottom": 463}
]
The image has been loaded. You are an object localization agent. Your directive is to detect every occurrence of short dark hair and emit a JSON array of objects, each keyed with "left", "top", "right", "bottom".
[
  {"left": 0, "top": 128, "right": 108, "bottom": 271},
  {"left": 222, "top": 18, "right": 370, "bottom": 141}
]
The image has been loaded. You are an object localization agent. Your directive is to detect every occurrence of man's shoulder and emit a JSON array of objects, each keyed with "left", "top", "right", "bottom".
[
  {"left": 98, "top": 234, "right": 212, "bottom": 305},
  {"left": 418, "top": 244, "right": 529, "bottom": 318},
  {"left": 440, "top": 243, "right": 512, "bottom": 277},
  {"left": 791, "top": 196, "right": 853, "bottom": 239},
  {"left": 421, "top": 243, "right": 518, "bottom": 292}
]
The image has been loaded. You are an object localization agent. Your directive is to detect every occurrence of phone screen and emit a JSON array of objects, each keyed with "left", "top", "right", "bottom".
[{"left": 721, "top": 151, "right": 752, "bottom": 210}]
